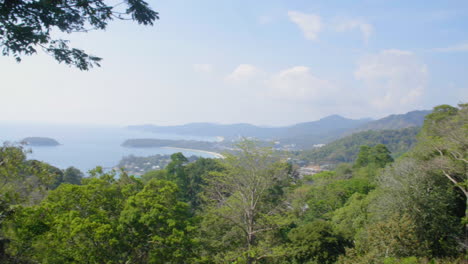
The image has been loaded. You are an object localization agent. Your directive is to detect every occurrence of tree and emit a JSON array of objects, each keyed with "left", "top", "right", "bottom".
[
  {"left": 354, "top": 144, "right": 393, "bottom": 169},
  {"left": 354, "top": 146, "right": 371, "bottom": 168},
  {"left": 287, "top": 220, "right": 347, "bottom": 264},
  {"left": 373, "top": 157, "right": 462, "bottom": 257},
  {"left": 0, "top": 144, "right": 58, "bottom": 206},
  {"left": 165, "top": 152, "right": 189, "bottom": 185},
  {"left": 61, "top": 166, "right": 83, "bottom": 185},
  {"left": 202, "top": 140, "right": 291, "bottom": 263},
  {"left": 342, "top": 214, "right": 422, "bottom": 263},
  {"left": 368, "top": 144, "right": 394, "bottom": 168},
  {"left": 119, "top": 179, "right": 196, "bottom": 263},
  {"left": 8, "top": 170, "right": 135, "bottom": 263},
  {"left": 48, "top": 166, "right": 83, "bottom": 189},
  {"left": 0, "top": 0, "right": 158, "bottom": 70},
  {"left": 331, "top": 192, "right": 373, "bottom": 241},
  {"left": 4, "top": 168, "right": 197, "bottom": 263},
  {"left": 0, "top": 144, "right": 59, "bottom": 262},
  {"left": 417, "top": 104, "right": 467, "bottom": 198},
  {"left": 182, "top": 157, "right": 224, "bottom": 210}
]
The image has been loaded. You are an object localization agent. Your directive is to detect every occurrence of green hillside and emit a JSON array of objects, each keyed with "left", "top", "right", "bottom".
[
  {"left": 299, "top": 127, "right": 420, "bottom": 164},
  {"left": 353, "top": 110, "right": 430, "bottom": 132}
]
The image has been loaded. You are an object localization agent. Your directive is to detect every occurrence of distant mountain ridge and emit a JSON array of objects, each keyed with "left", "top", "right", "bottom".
[
  {"left": 353, "top": 110, "right": 431, "bottom": 132},
  {"left": 128, "top": 115, "right": 371, "bottom": 142},
  {"left": 127, "top": 110, "right": 430, "bottom": 149}
]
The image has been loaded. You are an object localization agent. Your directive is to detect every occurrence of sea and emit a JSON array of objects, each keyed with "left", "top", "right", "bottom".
[{"left": 0, "top": 122, "right": 216, "bottom": 174}]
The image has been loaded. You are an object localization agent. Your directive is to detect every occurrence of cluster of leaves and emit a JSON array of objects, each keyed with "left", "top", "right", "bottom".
[
  {"left": 0, "top": 143, "right": 85, "bottom": 262},
  {"left": 0, "top": 0, "right": 158, "bottom": 69},
  {"left": 3, "top": 168, "right": 197, "bottom": 263}
]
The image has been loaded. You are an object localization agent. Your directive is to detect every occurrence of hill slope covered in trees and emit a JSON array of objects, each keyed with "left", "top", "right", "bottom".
[
  {"left": 298, "top": 127, "right": 420, "bottom": 164},
  {"left": 353, "top": 110, "right": 430, "bottom": 132}
]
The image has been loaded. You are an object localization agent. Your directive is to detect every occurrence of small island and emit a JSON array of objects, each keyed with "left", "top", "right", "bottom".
[{"left": 22, "top": 137, "right": 60, "bottom": 147}]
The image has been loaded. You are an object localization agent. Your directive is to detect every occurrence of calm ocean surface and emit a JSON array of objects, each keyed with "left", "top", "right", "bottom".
[{"left": 0, "top": 123, "right": 216, "bottom": 173}]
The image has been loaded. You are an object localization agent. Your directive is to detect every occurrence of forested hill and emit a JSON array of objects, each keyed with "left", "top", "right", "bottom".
[
  {"left": 274, "top": 111, "right": 429, "bottom": 149},
  {"left": 299, "top": 127, "right": 420, "bottom": 164},
  {"left": 127, "top": 115, "right": 370, "bottom": 140},
  {"left": 353, "top": 110, "right": 430, "bottom": 132}
]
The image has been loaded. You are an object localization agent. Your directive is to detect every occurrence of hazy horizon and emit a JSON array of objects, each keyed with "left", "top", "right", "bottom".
[{"left": 0, "top": 107, "right": 432, "bottom": 128}]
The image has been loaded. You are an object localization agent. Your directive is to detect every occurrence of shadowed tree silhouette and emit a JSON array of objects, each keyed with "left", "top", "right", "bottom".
[{"left": 0, "top": 0, "right": 158, "bottom": 70}]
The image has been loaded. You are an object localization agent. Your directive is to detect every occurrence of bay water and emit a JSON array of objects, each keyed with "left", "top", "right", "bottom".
[{"left": 0, "top": 123, "right": 216, "bottom": 173}]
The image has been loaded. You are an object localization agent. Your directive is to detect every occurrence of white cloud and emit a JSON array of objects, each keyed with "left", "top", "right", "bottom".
[
  {"left": 335, "top": 18, "right": 374, "bottom": 43},
  {"left": 226, "top": 64, "right": 261, "bottom": 82},
  {"left": 433, "top": 42, "right": 468, "bottom": 52},
  {"left": 267, "top": 66, "right": 335, "bottom": 102},
  {"left": 355, "top": 49, "right": 428, "bottom": 111},
  {"left": 288, "top": 11, "right": 322, "bottom": 41},
  {"left": 193, "top": 64, "right": 214, "bottom": 74}
]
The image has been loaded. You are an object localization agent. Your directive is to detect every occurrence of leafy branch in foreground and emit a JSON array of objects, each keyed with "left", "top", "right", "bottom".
[{"left": 0, "top": 0, "right": 158, "bottom": 70}]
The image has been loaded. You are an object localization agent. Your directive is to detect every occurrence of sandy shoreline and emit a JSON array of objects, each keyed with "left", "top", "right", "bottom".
[{"left": 161, "top": 147, "right": 224, "bottom": 159}]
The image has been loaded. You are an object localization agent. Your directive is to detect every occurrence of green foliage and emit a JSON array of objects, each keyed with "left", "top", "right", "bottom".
[
  {"left": 5, "top": 172, "right": 128, "bottom": 263},
  {"left": 183, "top": 157, "right": 224, "bottom": 210},
  {"left": 141, "top": 169, "right": 168, "bottom": 184},
  {"left": 61, "top": 166, "right": 83, "bottom": 185},
  {"left": 49, "top": 166, "right": 83, "bottom": 189},
  {"left": 4, "top": 170, "right": 196, "bottom": 263},
  {"left": 287, "top": 220, "right": 347, "bottom": 264},
  {"left": 416, "top": 103, "right": 467, "bottom": 198},
  {"left": 200, "top": 139, "right": 292, "bottom": 263},
  {"left": 300, "top": 127, "right": 419, "bottom": 164},
  {"left": 166, "top": 152, "right": 189, "bottom": 179},
  {"left": 346, "top": 104, "right": 467, "bottom": 261},
  {"left": 0, "top": 0, "right": 158, "bottom": 69},
  {"left": 0, "top": 145, "right": 57, "bottom": 205},
  {"left": 304, "top": 177, "right": 374, "bottom": 220},
  {"left": 424, "top": 104, "right": 458, "bottom": 124},
  {"left": 373, "top": 157, "right": 462, "bottom": 257},
  {"left": 354, "top": 144, "right": 394, "bottom": 169},
  {"left": 369, "top": 144, "right": 394, "bottom": 168},
  {"left": 296, "top": 169, "right": 375, "bottom": 222},
  {"left": 119, "top": 179, "right": 196, "bottom": 263},
  {"left": 140, "top": 154, "right": 224, "bottom": 212},
  {"left": 353, "top": 214, "right": 422, "bottom": 259},
  {"left": 355, "top": 145, "right": 371, "bottom": 168},
  {"left": 331, "top": 192, "right": 375, "bottom": 240},
  {"left": 0, "top": 144, "right": 65, "bottom": 262}
]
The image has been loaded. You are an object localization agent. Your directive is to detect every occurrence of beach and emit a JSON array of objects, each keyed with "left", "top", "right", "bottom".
[{"left": 162, "top": 147, "right": 224, "bottom": 159}]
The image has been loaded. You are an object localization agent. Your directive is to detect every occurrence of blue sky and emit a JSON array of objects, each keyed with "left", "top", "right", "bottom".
[{"left": 1, "top": 0, "right": 467, "bottom": 126}]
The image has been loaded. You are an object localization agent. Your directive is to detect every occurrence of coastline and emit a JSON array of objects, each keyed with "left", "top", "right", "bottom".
[{"left": 161, "top": 147, "right": 224, "bottom": 159}]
